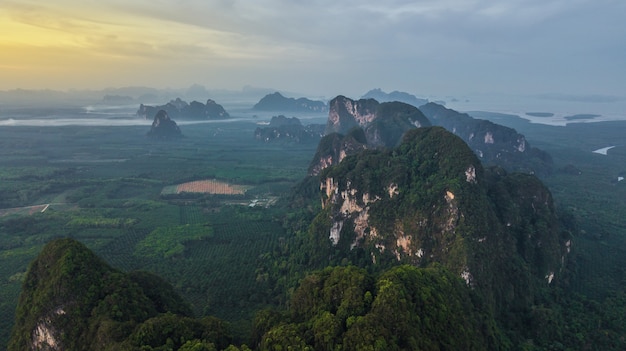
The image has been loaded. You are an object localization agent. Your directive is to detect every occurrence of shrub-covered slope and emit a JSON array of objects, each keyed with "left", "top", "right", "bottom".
[{"left": 256, "top": 265, "right": 504, "bottom": 350}]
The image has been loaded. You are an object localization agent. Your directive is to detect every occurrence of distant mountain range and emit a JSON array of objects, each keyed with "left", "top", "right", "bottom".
[
  {"left": 361, "top": 88, "right": 428, "bottom": 107},
  {"left": 137, "top": 98, "right": 230, "bottom": 120},
  {"left": 309, "top": 95, "right": 552, "bottom": 176},
  {"left": 419, "top": 102, "right": 553, "bottom": 175}
]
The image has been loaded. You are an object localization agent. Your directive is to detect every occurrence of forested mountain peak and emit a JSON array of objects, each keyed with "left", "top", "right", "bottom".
[
  {"left": 305, "top": 127, "right": 569, "bottom": 321},
  {"left": 8, "top": 238, "right": 230, "bottom": 351}
]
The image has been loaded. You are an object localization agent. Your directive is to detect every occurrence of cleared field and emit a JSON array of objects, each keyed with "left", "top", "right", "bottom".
[
  {"left": 161, "top": 179, "right": 250, "bottom": 195},
  {"left": 0, "top": 204, "right": 48, "bottom": 217}
]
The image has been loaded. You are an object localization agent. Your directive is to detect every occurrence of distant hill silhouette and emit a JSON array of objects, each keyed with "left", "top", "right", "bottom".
[
  {"left": 147, "top": 110, "right": 182, "bottom": 139},
  {"left": 137, "top": 98, "right": 230, "bottom": 120},
  {"left": 254, "top": 115, "right": 324, "bottom": 144},
  {"left": 419, "top": 102, "right": 552, "bottom": 175},
  {"left": 362, "top": 88, "right": 428, "bottom": 107},
  {"left": 253, "top": 92, "right": 327, "bottom": 113}
]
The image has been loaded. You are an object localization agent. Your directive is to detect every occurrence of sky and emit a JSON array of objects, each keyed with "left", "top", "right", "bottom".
[{"left": 1, "top": 0, "right": 625, "bottom": 100}]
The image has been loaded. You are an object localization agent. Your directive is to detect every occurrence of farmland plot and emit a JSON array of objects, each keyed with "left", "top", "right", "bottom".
[{"left": 162, "top": 179, "right": 251, "bottom": 196}]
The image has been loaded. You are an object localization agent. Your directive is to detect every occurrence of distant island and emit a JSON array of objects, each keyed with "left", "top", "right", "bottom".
[
  {"left": 526, "top": 112, "right": 554, "bottom": 117},
  {"left": 564, "top": 114, "right": 600, "bottom": 121},
  {"left": 253, "top": 92, "right": 327, "bottom": 113},
  {"left": 137, "top": 98, "right": 230, "bottom": 120},
  {"left": 146, "top": 110, "right": 183, "bottom": 139},
  {"left": 361, "top": 88, "right": 428, "bottom": 107}
]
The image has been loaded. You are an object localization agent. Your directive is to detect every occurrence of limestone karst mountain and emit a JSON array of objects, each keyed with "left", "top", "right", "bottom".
[
  {"left": 310, "top": 95, "right": 552, "bottom": 176},
  {"left": 138, "top": 98, "right": 230, "bottom": 120},
  {"left": 310, "top": 96, "right": 431, "bottom": 175},
  {"left": 419, "top": 102, "right": 553, "bottom": 175},
  {"left": 147, "top": 110, "right": 183, "bottom": 139},
  {"left": 8, "top": 239, "right": 233, "bottom": 351},
  {"left": 303, "top": 127, "right": 569, "bottom": 322},
  {"left": 254, "top": 115, "right": 324, "bottom": 144}
]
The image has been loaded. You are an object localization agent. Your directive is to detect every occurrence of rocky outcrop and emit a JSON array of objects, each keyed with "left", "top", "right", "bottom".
[
  {"left": 253, "top": 92, "right": 327, "bottom": 113},
  {"left": 137, "top": 98, "right": 229, "bottom": 120},
  {"left": 310, "top": 96, "right": 431, "bottom": 175},
  {"left": 147, "top": 110, "right": 182, "bottom": 139},
  {"left": 362, "top": 88, "right": 428, "bottom": 107},
  {"left": 419, "top": 102, "right": 553, "bottom": 175},
  {"left": 325, "top": 96, "right": 430, "bottom": 142},
  {"left": 325, "top": 96, "right": 379, "bottom": 135},
  {"left": 308, "top": 128, "right": 368, "bottom": 176},
  {"left": 254, "top": 116, "right": 324, "bottom": 144},
  {"left": 314, "top": 96, "right": 552, "bottom": 178}
]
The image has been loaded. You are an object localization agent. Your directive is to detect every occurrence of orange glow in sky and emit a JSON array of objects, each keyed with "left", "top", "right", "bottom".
[{"left": 0, "top": 2, "right": 271, "bottom": 90}]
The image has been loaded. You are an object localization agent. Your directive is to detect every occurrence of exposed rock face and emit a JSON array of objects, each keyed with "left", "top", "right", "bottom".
[
  {"left": 325, "top": 96, "right": 430, "bottom": 143},
  {"left": 308, "top": 128, "right": 368, "bottom": 176},
  {"left": 419, "top": 102, "right": 552, "bottom": 175},
  {"left": 362, "top": 88, "right": 428, "bottom": 107},
  {"left": 364, "top": 101, "right": 432, "bottom": 147},
  {"left": 254, "top": 115, "right": 324, "bottom": 144},
  {"left": 310, "top": 96, "right": 431, "bottom": 175},
  {"left": 313, "top": 96, "right": 552, "bottom": 179},
  {"left": 309, "top": 127, "right": 569, "bottom": 319},
  {"left": 325, "top": 96, "right": 379, "bottom": 135},
  {"left": 137, "top": 98, "right": 229, "bottom": 120},
  {"left": 147, "top": 110, "right": 182, "bottom": 139},
  {"left": 253, "top": 92, "right": 327, "bottom": 113}
]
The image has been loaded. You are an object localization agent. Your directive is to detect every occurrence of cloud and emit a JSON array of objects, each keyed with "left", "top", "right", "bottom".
[{"left": 1, "top": 0, "right": 624, "bottom": 97}]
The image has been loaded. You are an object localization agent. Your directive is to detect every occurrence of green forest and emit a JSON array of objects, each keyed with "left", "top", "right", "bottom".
[{"left": 1, "top": 113, "right": 626, "bottom": 350}]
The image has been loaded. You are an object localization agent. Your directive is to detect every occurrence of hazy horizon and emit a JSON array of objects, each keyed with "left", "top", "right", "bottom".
[{"left": 2, "top": 0, "right": 625, "bottom": 100}]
